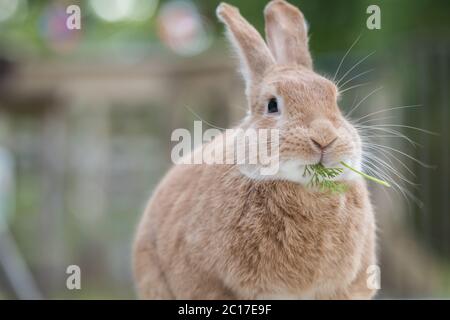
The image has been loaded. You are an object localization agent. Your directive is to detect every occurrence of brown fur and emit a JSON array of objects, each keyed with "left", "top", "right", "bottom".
[{"left": 133, "top": 0, "right": 377, "bottom": 299}]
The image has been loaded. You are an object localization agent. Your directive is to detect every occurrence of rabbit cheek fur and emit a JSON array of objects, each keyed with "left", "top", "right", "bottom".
[{"left": 133, "top": 0, "right": 377, "bottom": 300}]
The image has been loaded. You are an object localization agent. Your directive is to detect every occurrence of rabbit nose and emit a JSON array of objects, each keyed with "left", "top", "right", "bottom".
[{"left": 310, "top": 136, "right": 337, "bottom": 151}]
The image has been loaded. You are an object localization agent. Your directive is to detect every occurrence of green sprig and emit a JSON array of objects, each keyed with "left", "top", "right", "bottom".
[
  {"left": 340, "top": 161, "right": 391, "bottom": 187},
  {"left": 303, "top": 163, "right": 347, "bottom": 193},
  {"left": 304, "top": 161, "right": 391, "bottom": 193}
]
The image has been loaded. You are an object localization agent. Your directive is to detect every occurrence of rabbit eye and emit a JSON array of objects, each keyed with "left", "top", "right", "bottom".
[{"left": 267, "top": 98, "right": 279, "bottom": 114}]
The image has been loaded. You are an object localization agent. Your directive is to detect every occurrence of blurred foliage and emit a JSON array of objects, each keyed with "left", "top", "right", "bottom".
[{"left": 0, "top": 0, "right": 449, "bottom": 59}]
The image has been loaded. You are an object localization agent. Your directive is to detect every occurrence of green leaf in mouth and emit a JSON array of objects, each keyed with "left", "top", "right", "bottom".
[
  {"left": 340, "top": 161, "right": 391, "bottom": 187},
  {"left": 304, "top": 161, "right": 391, "bottom": 193},
  {"left": 303, "top": 163, "right": 347, "bottom": 193}
]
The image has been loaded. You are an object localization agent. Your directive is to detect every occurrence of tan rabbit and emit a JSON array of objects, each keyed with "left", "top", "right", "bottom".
[{"left": 133, "top": 0, "right": 377, "bottom": 299}]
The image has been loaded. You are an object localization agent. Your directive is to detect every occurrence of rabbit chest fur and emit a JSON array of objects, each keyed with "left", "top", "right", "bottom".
[{"left": 133, "top": 163, "right": 376, "bottom": 299}]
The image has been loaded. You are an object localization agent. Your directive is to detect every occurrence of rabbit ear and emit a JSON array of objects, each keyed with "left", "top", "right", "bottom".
[
  {"left": 264, "top": 0, "right": 313, "bottom": 69},
  {"left": 217, "top": 3, "right": 275, "bottom": 90}
]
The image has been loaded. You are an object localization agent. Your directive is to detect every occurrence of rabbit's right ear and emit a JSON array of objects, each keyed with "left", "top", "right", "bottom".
[
  {"left": 264, "top": 0, "right": 313, "bottom": 69},
  {"left": 217, "top": 3, "right": 275, "bottom": 92}
]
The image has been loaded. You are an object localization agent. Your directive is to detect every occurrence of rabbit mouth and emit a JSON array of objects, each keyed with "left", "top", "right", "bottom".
[
  {"left": 280, "top": 157, "right": 361, "bottom": 183},
  {"left": 236, "top": 151, "right": 362, "bottom": 185}
]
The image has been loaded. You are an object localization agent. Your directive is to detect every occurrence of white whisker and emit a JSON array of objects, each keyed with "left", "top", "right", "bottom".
[
  {"left": 345, "top": 86, "right": 383, "bottom": 118},
  {"left": 339, "top": 69, "right": 374, "bottom": 90},
  {"left": 357, "top": 116, "right": 394, "bottom": 126},
  {"left": 355, "top": 125, "right": 421, "bottom": 148},
  {"left": 354, "top": 104, "right": 422, "bottom": 123},
  {"left": 362, "top": 124, "right": 438, "bottom": 136},
  {"left": 185, "top": 106, "right": 227, "bottom": 131},
  {"left": 369, "top": 143, "right": 435, "bottom": 168},
  {"left": 363, "top": 144, "right": 416, "bottom": 177},
  {"left": 333, "top": 33, "right": 362, "bottom": 82},
  {"left": 336, "top": 51, "right": 376, "bottom": 86},
  {"left": 362, "top": 148, "right": 417, "bottom": 185}
]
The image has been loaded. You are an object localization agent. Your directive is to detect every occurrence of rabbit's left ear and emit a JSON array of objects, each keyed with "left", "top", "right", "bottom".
[
  {"left": 217, "top": 3, "right": 275, "bottom": 91},
  {"left": 264, "top": 0, "right": 313, "bottom": 69}
]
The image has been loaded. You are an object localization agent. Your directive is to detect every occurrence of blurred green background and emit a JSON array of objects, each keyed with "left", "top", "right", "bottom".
[{"left": 0, "top": 0, "right": 449, "bottom": 299}]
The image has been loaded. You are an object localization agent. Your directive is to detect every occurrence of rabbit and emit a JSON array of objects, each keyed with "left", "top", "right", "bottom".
[{"left": 133, "top": 0, "right": 377, "bottom": 300}]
